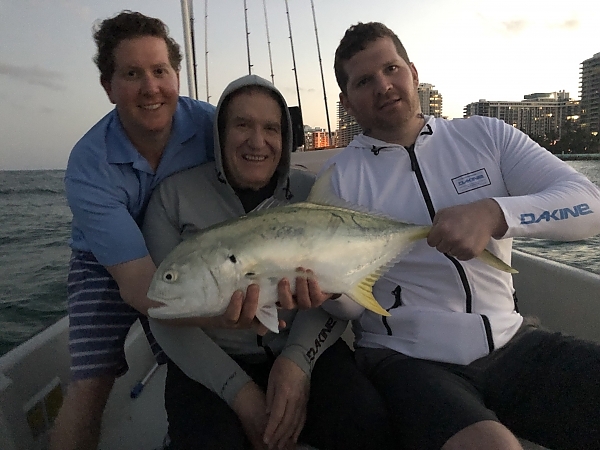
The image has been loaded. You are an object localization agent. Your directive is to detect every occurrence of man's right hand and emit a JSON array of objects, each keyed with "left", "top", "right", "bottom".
[
  {"left": 212, "top": 284, "right": 284, "bottom": 335},
  {"left": 232, "top": 381, "right": 270, "bottom": 450},
  {"left": 159, "top": 284, "right": 285, "bottom": 335}
]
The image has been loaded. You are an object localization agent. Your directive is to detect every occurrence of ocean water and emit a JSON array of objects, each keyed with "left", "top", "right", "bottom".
[{"left": 0, "top": 161, "right": 599, "bottom": 357}]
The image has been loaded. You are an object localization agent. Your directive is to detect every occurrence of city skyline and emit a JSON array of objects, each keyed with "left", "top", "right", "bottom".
[{"left": 1, "top": 0, "right": 599, "bottom": 169}]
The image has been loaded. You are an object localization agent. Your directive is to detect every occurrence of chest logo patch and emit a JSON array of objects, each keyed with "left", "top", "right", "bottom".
[{"left": 452, "top": 169, "right": 491, "bottom": 194}]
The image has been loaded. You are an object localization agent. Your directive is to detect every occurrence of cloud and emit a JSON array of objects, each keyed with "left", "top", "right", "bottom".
[
  {"left": 502, "top": 19, "right": 528, "bottom": 34},
  {"left": 39, "top": 106, "right": 56, "bottom": 114},
  {"left": 556, "top": 18, "right": 579, "bottom": 30},
  {"left": 0, "top": 62, "right": 66, "bottom": 91}
]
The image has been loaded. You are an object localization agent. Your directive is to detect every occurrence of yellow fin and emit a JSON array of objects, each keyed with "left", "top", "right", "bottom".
[
  {"left": 479, "top": 249, "right": 519, "bottom": 274},
  {"left": 348, "top": 276, "right": 390, "bottom": 316}
]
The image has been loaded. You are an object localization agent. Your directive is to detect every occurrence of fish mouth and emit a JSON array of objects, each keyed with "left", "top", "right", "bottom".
[{"left": 147, "top": 302, "right": 190, "bottom": 319}]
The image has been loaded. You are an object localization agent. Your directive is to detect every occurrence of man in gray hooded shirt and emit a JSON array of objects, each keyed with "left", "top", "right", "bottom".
[{"left": 143, "top": 75, "right": 392, "bottom": 450}]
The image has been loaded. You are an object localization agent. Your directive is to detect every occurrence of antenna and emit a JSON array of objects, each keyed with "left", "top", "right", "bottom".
[
  {"left": 262, "top": 0, "right": 275, "bottom": 85},
  {"left": 243, "top": 0, "right": 252, "bottom": 74},
  {"left": 204, "top": 0, "right": 210, "bottom": 102},
  {"left": 310, "top": 0, "right": 333, "bottom": 147}
]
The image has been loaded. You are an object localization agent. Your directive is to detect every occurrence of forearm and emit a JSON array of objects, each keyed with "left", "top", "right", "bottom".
[
  {"left": 495, "top": 177, "right": 600, "bottom": 240},
  {"left": 149, "top": 319, "right": 252, "bottom": 407},
  {"left": 321, "top": 294, "right": 365, "bottom": 320},
  {"left": 280, "top": 308, "right": 347, "bottom": 376},
  {"left": 106, "top": 255, "right": 159, "bottom": 316}
]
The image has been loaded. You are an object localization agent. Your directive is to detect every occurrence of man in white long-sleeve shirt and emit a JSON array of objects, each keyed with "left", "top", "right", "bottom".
[{"left": 324, "top": 21, "right": 600, "bottom": 450}]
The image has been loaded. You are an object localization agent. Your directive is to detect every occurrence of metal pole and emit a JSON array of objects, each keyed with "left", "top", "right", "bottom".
[
  {"left": 243, "top": 0, "right": 252, "bottom": 75},
  {"left": 180, "top": 0, "right": 197, "bottom": 99},
  {"left": 204, "top": 0, "right": 210, "bottom": 102},
  {"left": 284, "top": 0, "right": 302, "bottom": 113},
  {"left": 262, "top": 0, "right": 275, "bottom": 85},
  {"left": 310, "top": 0, "right": 332, "bottom": 147},
  {"left": 189, "top": 0, "right": 199, "bottom": 99}
]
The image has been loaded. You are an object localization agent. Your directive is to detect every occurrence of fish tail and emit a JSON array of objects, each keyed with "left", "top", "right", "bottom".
[
  {"left": 348, "top": 275, "right": 390, "bottom": 316},
  {"left": 478, "top": 249, "right": 519, "bottom": 274}
]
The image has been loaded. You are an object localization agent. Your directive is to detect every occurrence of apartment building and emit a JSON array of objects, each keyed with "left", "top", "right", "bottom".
[
  {"left": 418, "top": 83, "right": 443, "bottom": 117},
  {"left": 463, "top": 91, "right": 580, "bottom": 138},
  {"left": 580, "top": 52, "right": 600, "bottom": 135}
]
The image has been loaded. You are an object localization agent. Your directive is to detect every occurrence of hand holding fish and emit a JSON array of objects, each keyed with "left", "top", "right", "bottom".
[
  {"left": 264, "top": 356, "right": 309, "bottom": 450},
  {"left": 428, "top": 199, "right": 509, "bottom": 260},
  {"left": 213, "top": 284, "right": 285, "bottom": 336},
  {"left": 277, "top": 268, "right": 333, "bottom": 310}
]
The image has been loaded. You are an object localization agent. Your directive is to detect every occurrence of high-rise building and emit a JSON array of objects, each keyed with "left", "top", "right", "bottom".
[
  {"left": 418, "top": 83, "right": 443, "bottom": 117},
  {"left": 463, "top": 91, "right": 580, "bottom": 139},
  {"left": 580, "top": 52, "right": 600, "bottom": 135},
  {"left": 303, "top": 126, "right": 333, "bottom": 150},
  {"left": 336, "top": 102, "right": 363, "bottom": 148}
]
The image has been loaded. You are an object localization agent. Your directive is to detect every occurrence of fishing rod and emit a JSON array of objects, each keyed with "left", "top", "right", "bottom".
[
  {"left": 204, "top": 0, "right": 210, "bottom": 102},
  {"left": 310, "top": 0, "right": 333, "bottom": 147},
  {"left": 262, "top": 0, "right": 275, "bottom": 85},
  {"left": 243, "top": 0, "right": 252, "bottom": 74},
  {"left": 284, "top": 0, "right": 305, "bottom": 151}
]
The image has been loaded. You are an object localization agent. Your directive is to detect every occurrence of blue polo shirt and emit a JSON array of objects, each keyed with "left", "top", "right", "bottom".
[{"left": 65, "top": 96, "right": 215, "bottom": 266}]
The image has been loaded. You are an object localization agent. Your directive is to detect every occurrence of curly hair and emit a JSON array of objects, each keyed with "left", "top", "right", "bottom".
[
  {"left": 93, "top": 10, "right": 182, "bottom": 83},
  {"left": 334, "top": 22, "right": 410, "bottom": 94}
]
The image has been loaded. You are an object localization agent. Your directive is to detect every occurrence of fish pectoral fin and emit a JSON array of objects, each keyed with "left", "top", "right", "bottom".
[
  {"left": 255, "top": 304, "right": 281, "bottom": 334},
  {"left": 479, "top": 249, "right": 519, "bottom": 274},
  {"left": 348, "top": 278, "right": 390, "bottom": 317}
]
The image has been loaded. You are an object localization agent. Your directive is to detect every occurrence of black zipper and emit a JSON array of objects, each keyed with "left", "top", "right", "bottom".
[{"left": 405, "top": 139, "right": 493, "bottom": 349}]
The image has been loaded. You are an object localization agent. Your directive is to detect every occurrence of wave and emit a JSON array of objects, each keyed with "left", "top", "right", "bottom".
[{"left": 0, "top": 187, "right": 63, "bottom": 196}]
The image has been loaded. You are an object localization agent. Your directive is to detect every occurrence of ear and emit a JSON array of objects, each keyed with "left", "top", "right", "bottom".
[
  {"left": 339, "top": 91, "right": 355, "bottom": 118},
  {"left": 176, "top": 71, "right": 181, "bottom": 92},
  {"left": 101, "top": 77, "right": 116, "bottom": 105},
  {"left": 410, "top": 63, "right": 419, "bottom": 87}
]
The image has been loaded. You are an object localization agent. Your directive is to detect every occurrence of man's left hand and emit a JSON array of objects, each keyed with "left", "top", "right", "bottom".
[
  {"left": 277, "top": 268, "right": 333, "bottom": 310},
  {"left": 263, "top": 356, "right": 310, "bottom": 450}
]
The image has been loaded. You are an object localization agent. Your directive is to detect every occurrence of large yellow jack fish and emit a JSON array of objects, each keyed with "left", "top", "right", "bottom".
[{"left": 147, "top": 166, "right": 517, "bottom": 333}]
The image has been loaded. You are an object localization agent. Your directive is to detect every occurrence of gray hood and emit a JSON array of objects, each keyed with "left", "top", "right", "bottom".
[{"left": 213, "top": 74, "right": 293, "bottom": 198}]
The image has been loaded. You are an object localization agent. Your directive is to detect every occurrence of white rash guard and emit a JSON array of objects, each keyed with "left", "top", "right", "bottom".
[{"left": 323, "top": 115, "right": 600, "bottom": 365}]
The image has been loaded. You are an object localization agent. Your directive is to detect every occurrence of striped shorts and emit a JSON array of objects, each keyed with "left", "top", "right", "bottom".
[{"left": 67, "top": 250, "right": 166, "bottom": 380}]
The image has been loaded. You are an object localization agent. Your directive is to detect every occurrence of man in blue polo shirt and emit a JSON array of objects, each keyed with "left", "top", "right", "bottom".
[
  {"left": 49, "top": 11, "right": 217, "bottom": 450},
  {"left": 51, "top": 11, "right": 331, "bottom": 450}
]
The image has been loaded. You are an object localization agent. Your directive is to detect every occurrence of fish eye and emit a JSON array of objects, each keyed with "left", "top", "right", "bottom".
[
  {"left": 163, "top": 270, "right": 178, "bottom": 282},
  {"left": 228, "top": 255, "right": 237, "bottom": 263}
]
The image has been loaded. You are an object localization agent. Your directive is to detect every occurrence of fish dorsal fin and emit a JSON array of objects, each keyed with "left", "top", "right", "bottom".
[
  {"left": 252, "top": 197, "right": 288, "bottom": 212},
  {"left": 307, "top": 164, "right": 383, "bottom": 215},
  {"left": 307, "top": 164, "right": 354, "bottom": 209}
]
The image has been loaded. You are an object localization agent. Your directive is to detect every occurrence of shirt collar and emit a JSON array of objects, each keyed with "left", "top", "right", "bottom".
[{"left": 105, "top": 99, "right": 195, "bottom": 171}]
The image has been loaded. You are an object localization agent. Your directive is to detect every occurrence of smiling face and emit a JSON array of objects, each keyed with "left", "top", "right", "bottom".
[
  {"left": 340, "top": 37, "right": 422, "bottom": 143},
  {"left": 221, "top": 89, "right": 283, "bottom": 191},
  {"left": 101, "top": 36, "right": 180, "bottom": 146}
]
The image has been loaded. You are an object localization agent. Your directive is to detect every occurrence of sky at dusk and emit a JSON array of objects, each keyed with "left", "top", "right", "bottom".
[{"left": 0, "top": 0, "right": 598, "bottom": 170}]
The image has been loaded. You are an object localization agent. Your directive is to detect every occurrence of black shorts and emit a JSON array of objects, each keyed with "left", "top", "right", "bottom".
[
  {"left": 355, "top": 319, "right": 600, "bottom": 450},
  {"left": 165, "top": 339, "right": 394, "bottom": 450}
]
